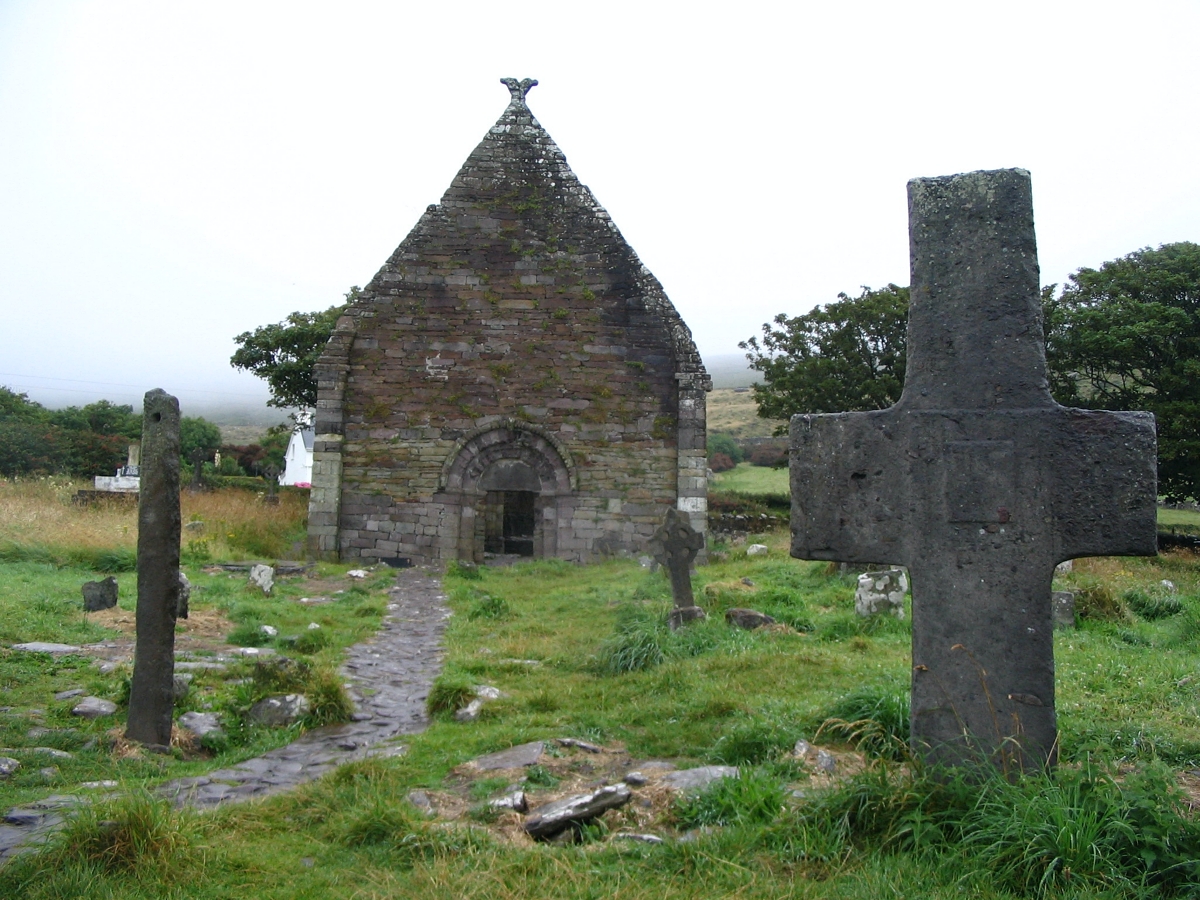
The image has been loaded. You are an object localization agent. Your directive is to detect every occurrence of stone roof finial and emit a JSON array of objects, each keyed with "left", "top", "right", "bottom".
[{"left": 501, "top": 77, "right": 538, "bottom": 104}]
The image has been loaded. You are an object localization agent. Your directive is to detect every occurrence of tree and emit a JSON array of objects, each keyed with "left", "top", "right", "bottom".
[
  {"left": 1046, "top": 242, "right": 1200, "bottom": 501},
  {"left": 740, "top": 285, "right": 909, "bottom": 433},
  {"left": 180, "top": 417, "right": 222, "bottom": 462},
  {"left": 707, "top": 432, "right": 744, "bottom": 465},
  {"left": 230, "top": 288, "right": 358, "bottom": 410}
]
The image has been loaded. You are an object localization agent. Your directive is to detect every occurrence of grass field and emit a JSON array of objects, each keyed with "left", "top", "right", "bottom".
[
  {"left": 706, "top": 389, "right": 784, "bottom": 440},
  {"left": 712, "top": 461, "right": 789, "bottom": 494},
  {"left": 6, "top": 479, "right": 1200, "bottom": 897}
]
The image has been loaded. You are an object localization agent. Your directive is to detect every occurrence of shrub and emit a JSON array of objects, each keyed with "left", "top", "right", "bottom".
[
  {"left": 748, "top": 442, "right": 788, "bottom": 467},
  {"left": 709, "top": 452, "right": 736, "bottom": 473},
  {"left": 707, "top": 433, "right": 744, "bottom": 464}
]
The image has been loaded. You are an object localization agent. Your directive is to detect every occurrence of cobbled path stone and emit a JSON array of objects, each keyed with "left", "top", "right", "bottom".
[{"left": 0, "top": 569, "right": 449, "bottom": 860}]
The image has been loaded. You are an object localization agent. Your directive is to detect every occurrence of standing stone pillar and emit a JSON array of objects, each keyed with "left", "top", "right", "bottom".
[{"left": 126, "top": 389, "right": 182, "bottom": 749}]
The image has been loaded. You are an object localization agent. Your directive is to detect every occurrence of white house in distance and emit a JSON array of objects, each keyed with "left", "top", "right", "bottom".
[{"left": 280, "top": 427, "right": 314, "bottom": 487}]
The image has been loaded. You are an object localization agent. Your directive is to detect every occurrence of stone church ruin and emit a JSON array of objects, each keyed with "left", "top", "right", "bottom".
[{"left": 308, "top": 78, "right": 710, "bottom": 565}]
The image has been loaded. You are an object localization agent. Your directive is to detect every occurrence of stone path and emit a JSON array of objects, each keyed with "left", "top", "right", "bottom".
[{"left": 0, "top": 569, "right": 449, "bottom": 860}]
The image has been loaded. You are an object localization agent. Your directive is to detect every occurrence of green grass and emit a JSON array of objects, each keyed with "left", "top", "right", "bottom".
[
  {"left": 0, "top": 559, "right": 391, "bottom": 814},
  {"left": 712, "top": 461, "right": 789, "bottom": 494},
  {"left": 7, "top": 527, "right": 1200, "bottom": 897},
  {"left": 1158, "top": 506, "right": 1200, "bottom": 528}
]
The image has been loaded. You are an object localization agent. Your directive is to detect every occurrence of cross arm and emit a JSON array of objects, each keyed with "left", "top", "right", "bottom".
[{"left": 790, "top": 410, "right": 912, "bottom": 567}]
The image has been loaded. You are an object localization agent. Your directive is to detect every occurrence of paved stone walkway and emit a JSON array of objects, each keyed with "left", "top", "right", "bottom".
[{"left": 0, "top": 569, "right": 449, "bottom": 860}]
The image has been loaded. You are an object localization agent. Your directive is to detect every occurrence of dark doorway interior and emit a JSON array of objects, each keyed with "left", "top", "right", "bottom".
[
  {"left": 483, "top": 490, "right": 537, "bottom": 556},
  {"left": 502, "top": 490, "right": 536, "bottom": 555}
]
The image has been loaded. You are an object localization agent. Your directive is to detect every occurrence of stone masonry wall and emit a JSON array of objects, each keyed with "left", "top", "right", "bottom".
[{"left": 308, "top": 83, "right": 709, "bottom": 564}]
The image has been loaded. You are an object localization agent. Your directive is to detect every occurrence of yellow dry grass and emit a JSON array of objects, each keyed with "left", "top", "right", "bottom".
[{"left": 0, "top": 476, "right": 307, "bottom": 560}]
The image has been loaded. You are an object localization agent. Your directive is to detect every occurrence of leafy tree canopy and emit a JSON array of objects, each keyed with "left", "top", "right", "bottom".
[
  {"left": 707, "top": 433, "right": 744, "bottom": 464},
  {"left": 740, "top": 285, "right": 909, "bottom": 433},
  {"left": 48, "top": 400, "right": 142, "bottom": 439},
  {"left": 230, "top": 288, "right": 358, "bottom": 410},
  {"left": 180, "top": 417, "right": 223, "bottom": 462},
  {"left": 1046, "top": 242, "right": 1200, "bottom": 501}
]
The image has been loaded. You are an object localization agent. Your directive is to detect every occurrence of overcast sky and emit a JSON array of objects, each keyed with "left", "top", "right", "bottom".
[{"left": 2, "top": 0, "right": 1198, "bottom": 415}]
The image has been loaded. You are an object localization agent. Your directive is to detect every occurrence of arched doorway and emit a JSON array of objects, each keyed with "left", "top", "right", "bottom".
[{"left": 440, "top": 420, "right": 577, "bottom": 562}]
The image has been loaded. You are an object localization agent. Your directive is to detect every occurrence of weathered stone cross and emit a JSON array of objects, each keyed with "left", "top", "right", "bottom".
[{"left": 790, "top": 169, "right": 1158, "bottom": 770}]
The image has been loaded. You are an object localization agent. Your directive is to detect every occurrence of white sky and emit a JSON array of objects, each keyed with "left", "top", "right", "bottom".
[{"left": 2, "top": 0, "right": 1198, "bottom": 413}]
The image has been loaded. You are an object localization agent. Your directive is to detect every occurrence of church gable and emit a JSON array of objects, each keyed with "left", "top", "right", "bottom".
[{"left": 308, "top": 80, "right": 709, "bottom": 565}]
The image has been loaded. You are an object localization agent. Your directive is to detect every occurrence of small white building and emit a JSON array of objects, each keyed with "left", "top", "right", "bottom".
[{"left": 280, "top": 428, "right": 314, "bottom": 487}]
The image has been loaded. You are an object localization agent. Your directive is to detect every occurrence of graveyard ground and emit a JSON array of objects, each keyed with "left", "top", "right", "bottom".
[{"left": 3, "top": 481, "right": 1200, "bottom": 897}]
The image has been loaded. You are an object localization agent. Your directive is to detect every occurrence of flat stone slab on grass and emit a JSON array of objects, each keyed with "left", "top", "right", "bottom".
[
  {"left": 524, "top": 783, "right": 632, "bottom": 839},
  {"left": 660, "top": 765, "right": 739, "bottom": 793},
  {"left": 178, "top": 711, "right": 224, "bottom": 739},
  {"left": 71, "top": 697, "right": 117, "bottom": 719},
  {"left": 470, "top": 741, "right": 545, "bottom": 771},
  {"left": 12, "top": 643, "right": 82, "bottom": 655}
]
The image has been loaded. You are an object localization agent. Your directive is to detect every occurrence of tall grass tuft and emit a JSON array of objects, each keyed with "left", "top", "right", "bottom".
[
  {"left": 675, "top": 767, "right": 790, "bottom": 829},
  {"left": 777, "top": 758, "right": 1200, "bottom": 896},
  {"left": 594, "top": 603, "right": 666, "bottom": 674},
  {"left": 815, "top": 684, "right": 911, "bottom": 760},
  {"left": 427, "top": 672, "right": 477, "bottom": 717},
  {"left": 0, "top": 790, "right": 206, "bottom": 884}
]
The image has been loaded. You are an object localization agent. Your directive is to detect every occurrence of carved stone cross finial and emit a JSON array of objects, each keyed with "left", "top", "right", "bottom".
[
  {"left": 648, "top": 508, "right": 707, "bottom": 629},
  {"left": 501, "top": 77, "right": 538, "bottom": 103},
  {"left": 790, "top": 169, "right": 1157, "bottom": 772}
]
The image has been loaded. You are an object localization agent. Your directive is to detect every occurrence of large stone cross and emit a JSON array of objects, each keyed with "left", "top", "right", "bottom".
[{"left": 790, "top": 169, "right": 1158, "bottom": 770}]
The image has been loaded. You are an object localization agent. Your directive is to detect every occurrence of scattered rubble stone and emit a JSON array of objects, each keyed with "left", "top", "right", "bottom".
[
  {"left": 746, "top": 544, "right": 769, "bottom": 556},
  {"left": 12, "top": 643, "right": 81, "bottom": 655},
  {"left": 82, "top": 576, "right": 119, "bottom": 612},
  {"left": 724, "top": 608, "right": 776, "bottom": 630},
  {"left": 471, "top": 741, "right": 545, "bottom": 771},
  {"left": 524, "top": 783, "right": 632, "bottom": 839},
  {"left": 612, "top": 832, "right": 663, "bottom": 844},
  {"left": 556, "top": 737, "right": 603, "bottom": 753},
  {"left": 53, "top": 689, "right": 85, "bottom": 701},
  {"left": 178, "top": 711, "right": 223, "bottom": 740},
  {"left": 249, "top": 565, "right": 275, "bottom": 595},
  {"left": 0, "top": 758, "right": 19, "bottom": 779},
  {"left": 660, "top": 766, "right": 738, "bottom": 793},
  {"left": 71, "top": 697, "right": 117, "bottom": 719},
  {"left": 489, "top": 790, "right": 528, "bottom": 813},
  {"left": 249, "top": 694, "right": 310, "bottom": 727}
]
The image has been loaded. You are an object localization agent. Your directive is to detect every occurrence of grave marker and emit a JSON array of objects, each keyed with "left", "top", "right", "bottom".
[
  {"left": 126, "top": 389, "right": 182, "bottom": 750},
  {"left": 790, "top": 169, "right": 1157, "bottom": 770},
  {"left": 648, "top": 508, "right": 706, "bottom": 628}
]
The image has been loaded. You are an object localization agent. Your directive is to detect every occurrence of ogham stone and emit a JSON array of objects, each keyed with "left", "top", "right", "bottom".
[
  {"left": 790, "top": 169, "right": 1157, "bottom": 771},
  {"left": 126, "top": 389, "right": 182, "bottom": 749}
]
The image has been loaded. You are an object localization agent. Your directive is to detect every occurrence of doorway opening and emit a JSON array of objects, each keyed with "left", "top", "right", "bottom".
[{"left": 484, "top": 490, "right": 536, "bottom": 556}]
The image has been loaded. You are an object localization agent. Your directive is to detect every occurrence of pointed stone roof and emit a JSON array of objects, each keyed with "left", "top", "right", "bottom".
[{"left": 335, "top": 78, "right": 707, "bottom": 383}]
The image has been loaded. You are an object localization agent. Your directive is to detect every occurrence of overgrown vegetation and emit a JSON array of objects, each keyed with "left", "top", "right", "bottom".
[{"left": 6, "top": 498, "right": 1200, "bottom": 897}]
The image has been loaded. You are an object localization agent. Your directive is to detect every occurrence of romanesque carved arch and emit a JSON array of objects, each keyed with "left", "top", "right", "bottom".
[{"left": 440, "top": 419, "right": 577, "bottom": 494}]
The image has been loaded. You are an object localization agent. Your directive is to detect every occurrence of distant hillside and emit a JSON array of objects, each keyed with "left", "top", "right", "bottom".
[
  {"left": 702, "top": 353, "right": 757, "bottom": 390},
  {"left": 707, "top": 388, "right": 784, "bottom": 440}
]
